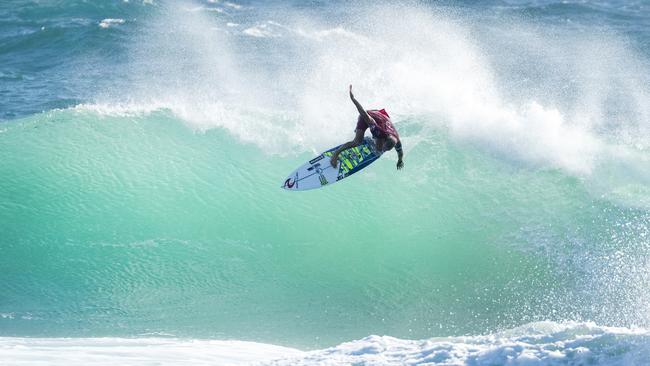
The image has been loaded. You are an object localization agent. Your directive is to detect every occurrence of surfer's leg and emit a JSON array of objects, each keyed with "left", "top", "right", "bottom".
[{"left": 331, "top": 129, "right": 366, "bottom": 167}]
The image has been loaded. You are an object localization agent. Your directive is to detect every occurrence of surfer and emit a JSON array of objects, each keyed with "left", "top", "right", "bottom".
[{"left": 330, "top": 85, "right": 404, "bottom": 170}]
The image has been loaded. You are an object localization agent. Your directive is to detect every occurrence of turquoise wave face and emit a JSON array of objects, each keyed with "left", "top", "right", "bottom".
[{"left": 1, "top": 109, "right": 648, "bottom": 348}]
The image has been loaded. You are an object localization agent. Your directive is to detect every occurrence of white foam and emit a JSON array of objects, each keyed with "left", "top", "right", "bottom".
[
  {"left": 2, "top": 322, "right": 648, "bottom": 366},
  {"left": 0, "top": 337, "right": 300, "bottom": 366},
  {"left": 243, "top": 24, "right": 277, "bottom": 38},
  {"left": 98, "top": 18, "right": 125, "bottom": 29},
  {"left": 205, "top": 7, "right": 225, "bottom": 13},
  {"left": 223, "top": 1, "right": 241, "bottom": 10},
  {"left": 73, "top": 102, "right": 166, "bottom": 117},
  {"left": 272, "top": 322, "right": 650, "bottom": 366}
]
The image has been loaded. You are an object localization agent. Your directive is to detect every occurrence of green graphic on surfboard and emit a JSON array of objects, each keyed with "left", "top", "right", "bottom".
[{"left": 282, "top": 137, "right": 380, "bottom": 191}]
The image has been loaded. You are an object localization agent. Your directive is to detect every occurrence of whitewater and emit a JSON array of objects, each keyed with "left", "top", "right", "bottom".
[{"left": 1, "top": 0, "right": 650, "bottom": 365}]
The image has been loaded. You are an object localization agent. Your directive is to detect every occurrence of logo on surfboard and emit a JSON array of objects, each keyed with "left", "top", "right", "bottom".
[
  {"left": 309, "top": 155, "right": 324, "bottom": 165},
  {"left": 283, "top": 178, "right": 296, "bottom": 189}
]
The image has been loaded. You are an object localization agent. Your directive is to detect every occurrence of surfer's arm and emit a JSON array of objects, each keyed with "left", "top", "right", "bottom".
[
  {"left": 349, "top": 85, "right": 376, "bottom": 128},
  {"left": 395, "top": 141, "right": 404, "bottom": 170}
]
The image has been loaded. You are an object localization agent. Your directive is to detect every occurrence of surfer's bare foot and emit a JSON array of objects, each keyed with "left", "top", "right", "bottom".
[{"left": 330, "top": 155, "right": 338, "bottom": 168}]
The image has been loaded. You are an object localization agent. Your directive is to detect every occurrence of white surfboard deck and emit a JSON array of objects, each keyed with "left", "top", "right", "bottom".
[{"left": 282, "top": 137, "right": 381, "bottom": 191}]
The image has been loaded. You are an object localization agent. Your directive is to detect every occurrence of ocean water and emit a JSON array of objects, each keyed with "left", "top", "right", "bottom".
[{"left": 1, "top": 0, "right": 649, "bottom": 364}]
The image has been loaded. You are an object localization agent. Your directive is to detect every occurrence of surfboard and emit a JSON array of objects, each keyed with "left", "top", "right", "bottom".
[{"left": 282, "top": 137, "right": 381, "bottom": 191}]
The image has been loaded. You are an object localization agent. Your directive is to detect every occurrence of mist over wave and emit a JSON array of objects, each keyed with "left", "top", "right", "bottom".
[{"left": 88, "top": 0, "right": 650, "bottom": 207}]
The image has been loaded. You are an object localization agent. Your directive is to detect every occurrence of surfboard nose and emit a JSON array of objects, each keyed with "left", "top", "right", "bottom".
[{"left": 281, "top": 176, "right": 297, "bottom": 190}]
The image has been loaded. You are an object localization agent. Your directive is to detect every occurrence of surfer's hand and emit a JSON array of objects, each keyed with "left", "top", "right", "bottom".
[
  {"left": 397, "top": 159, "right": 404, "bottom": 170},
  {"left": 330, "top": 154, "right": 338, "bottom": 168},
  {"left": 349, "top": 84, "right": 355, "bottom": 101}
]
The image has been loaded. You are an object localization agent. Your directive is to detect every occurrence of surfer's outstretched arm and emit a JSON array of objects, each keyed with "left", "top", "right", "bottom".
[
  {"left": 395, "top": 141, "right": 404, "bottom": 170},
  {"left": 349, "top": 85, "right": 376, "bottom": 128}
]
